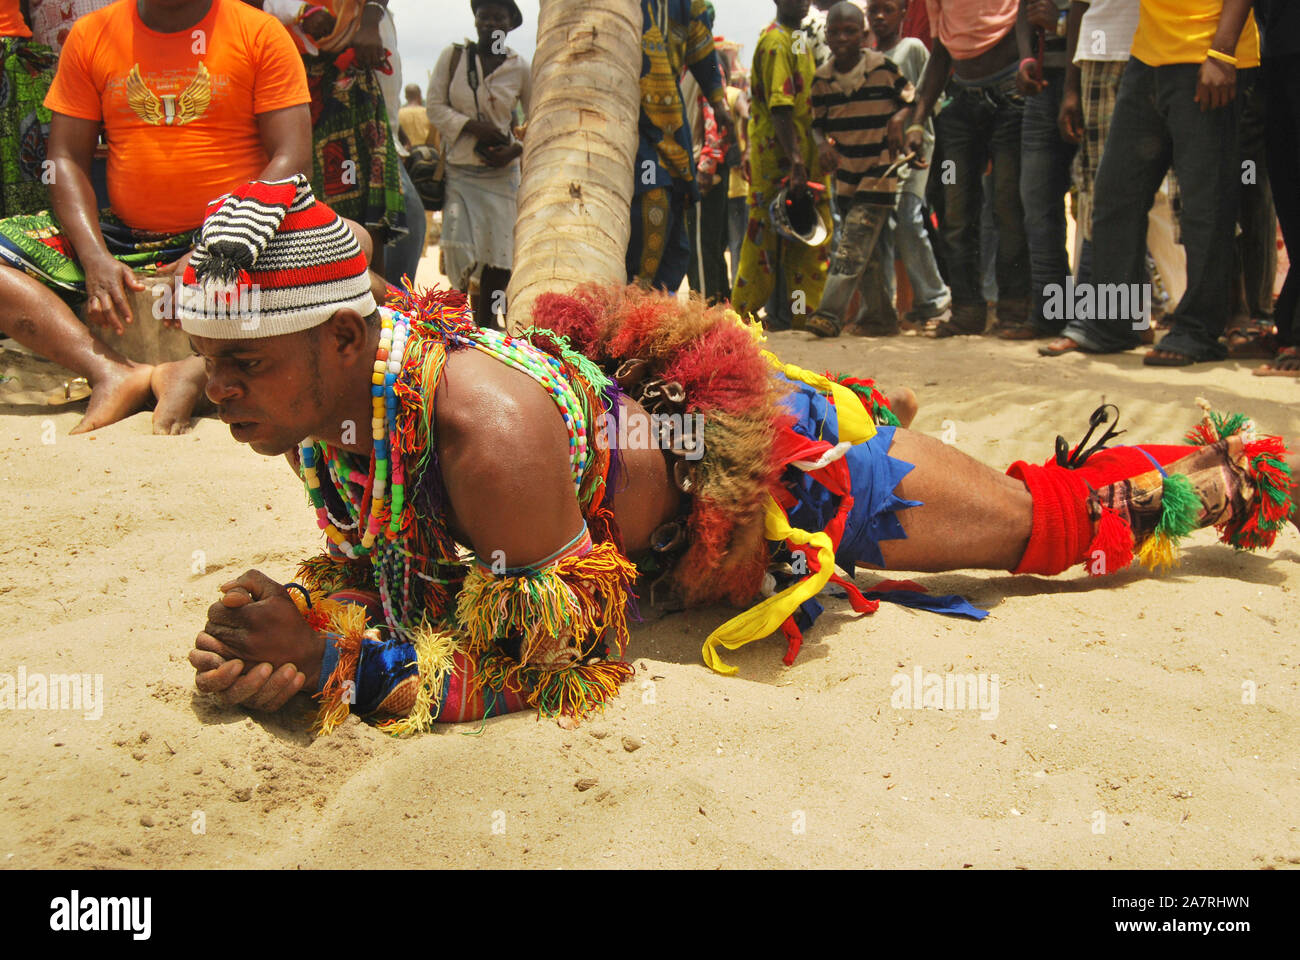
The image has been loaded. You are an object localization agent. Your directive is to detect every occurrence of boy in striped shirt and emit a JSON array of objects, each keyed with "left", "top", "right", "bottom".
[{"left": 806, "top": 1, "right": 916, "bottom": 337}]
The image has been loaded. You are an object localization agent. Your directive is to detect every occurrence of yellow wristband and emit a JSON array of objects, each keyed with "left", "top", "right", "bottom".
[
  {"left": 1206, "top": 48, "right": 1237, "bottom": 67},
  {"left": 905, "top": 123, "right": 926, "bottom": 136}
]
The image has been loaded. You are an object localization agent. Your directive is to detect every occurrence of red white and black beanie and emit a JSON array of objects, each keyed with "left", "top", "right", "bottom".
[{"left": 178, "top": 174, "right": 376, "bottom": 338}]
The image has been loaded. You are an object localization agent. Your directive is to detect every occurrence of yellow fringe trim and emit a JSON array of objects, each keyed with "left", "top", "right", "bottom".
[
  {"left": 702, "top": 495, "right": 836, "bottom": 675},
  {"left": 761, "top": 353, "right": 878, "bottom": 446},
  {"left": 312, "top": 602, "right": 372, "bottom": 736},
  {"left": 1135, "top": 531, "right": 1179, "bottom": 574},
  {"left": 376, "top": 623, "right": 466, "bottom": 737}
]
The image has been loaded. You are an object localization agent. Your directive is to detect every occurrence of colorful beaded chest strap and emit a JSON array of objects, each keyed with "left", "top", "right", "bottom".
[{"left": 446, "top": 326, "right": 592, "bottom": 495}]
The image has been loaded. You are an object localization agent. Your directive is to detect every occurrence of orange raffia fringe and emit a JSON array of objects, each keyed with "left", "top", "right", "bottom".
[
  {"left": 454, "top": 541, "right": 638, "bottom": 666},
  {"left": 312, "top": 602, "right": 372, "bottom": 736}
]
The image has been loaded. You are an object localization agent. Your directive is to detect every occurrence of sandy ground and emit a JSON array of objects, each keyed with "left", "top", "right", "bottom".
[{"left": 2, "top": 245, "right": 1299, "bottom": 870}]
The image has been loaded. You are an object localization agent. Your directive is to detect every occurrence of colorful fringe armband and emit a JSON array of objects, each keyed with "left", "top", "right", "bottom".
[{"left": 454, "top": 534, "right": 639, "bottom": 718}]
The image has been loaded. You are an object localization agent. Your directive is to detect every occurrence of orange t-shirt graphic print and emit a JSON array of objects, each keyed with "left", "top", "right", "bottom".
[{"left": 44, "top": 0, "right": 308, "bottom": 235}]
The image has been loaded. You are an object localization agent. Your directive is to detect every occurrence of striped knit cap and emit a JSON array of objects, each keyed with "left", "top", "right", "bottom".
[{"left": 178, "top": 174, "right": 376, "bottom": 338}]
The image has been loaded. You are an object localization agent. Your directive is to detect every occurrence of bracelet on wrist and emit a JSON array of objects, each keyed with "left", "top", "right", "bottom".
[
  {"left": 905, "top": 122, "right": 926, "bottom": 136},
  {"left": 1206, "top": 48, "right": 1237, "bottom": 67}
]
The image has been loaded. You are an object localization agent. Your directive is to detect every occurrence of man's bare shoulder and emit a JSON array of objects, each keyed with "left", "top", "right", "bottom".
[
  {"left": 433, "top": 347, "right": 571, "bottom": 474},
  {"left": 432, "top": 347, "right": 583, "bottom": 554}
]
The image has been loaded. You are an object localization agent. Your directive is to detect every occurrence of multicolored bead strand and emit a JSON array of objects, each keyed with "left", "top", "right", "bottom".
[{"left": 300, "top": 308, "right": 409, "bottom": 562}]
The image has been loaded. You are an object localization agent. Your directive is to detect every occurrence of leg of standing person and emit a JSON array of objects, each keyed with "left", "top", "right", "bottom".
[
  {"left": 1047, "top": 59, "right": 1168, "bottom": 355},
  {"left": 925, "top": 129, "right": 950, "bottom": 286},
  {"left": 727, "top": 193, "right": 747, "bottom": 289},
  {"left": 932, "top": 83, "right": 992, "bottom": 336},
  {"left": 894, "top": 190, "right": 951, "bottom": 321},
  {"left": 1228, "top": 68, "right": 1276, "bottom": 352},
  {"left": 808, "top": 197, "right": 889, "bottom": 335},
  {"left": 989, "top": 70, "right": 1032, "bottom": 337},
  {"left": 979, "top": 168, "right": 998, "bottom": 304},
  {"left": 1255, "top": 52, "right": 1300, "bottom": 375},
  {"left": 476, "top": 266, "right": 511, "bottom": 329},
  {"left": 1021, "top": 69, "right": 1076, "bottom": 336},
  {"left": 783, "top": 193, "right": 832, "bottom": 331},
  {"left": 628, "top": 186, "right": 673, "bottom": 287},
  {"left": 384, "top": 162, "right": 428, "bottom": 289},
  {"left": 699, "top": 169, "right": 731, "bottom": 301},
  {"left": 1146, "top": 63, "right": 1241, "bottom": 364},
  {"left": 652, "top": 184, "right": 692, "bottom": 293},
  {"left": 849, "top": 204, "right": 899, "bottom": 333},
  {"left": 685, "top": 200, "right": 704, "bottom": 295},
  {"left": 732, "top": 181, "right": 780, "bottom": 320}
]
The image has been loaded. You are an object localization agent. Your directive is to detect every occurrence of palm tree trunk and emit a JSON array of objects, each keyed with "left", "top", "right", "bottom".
[{"left": 506, "top": 0, "right": 641, "bottom": 329}]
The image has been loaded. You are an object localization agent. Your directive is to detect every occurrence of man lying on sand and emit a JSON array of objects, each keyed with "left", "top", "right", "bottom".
[{"left": 181, "top": 176, "right": 1298, "bottom": 733}]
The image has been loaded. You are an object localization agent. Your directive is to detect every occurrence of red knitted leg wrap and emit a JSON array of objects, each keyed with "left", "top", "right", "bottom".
[
  {"left": 1006, "top": 461, "right": 1094, "bottom": 575},
  {"left": 1005, "top": 445, "right": 1199, "bottom": 576}
]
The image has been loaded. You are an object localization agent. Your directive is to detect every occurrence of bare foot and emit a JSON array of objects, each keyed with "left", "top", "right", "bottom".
[
  {"left": 150, "top": 356, "right": 211, "bottom": 435},
  {"left": 888, "top": 386, "right": 918, "bottom": 428},
  {"left": 1038, "top": 336, "right": 1081, "bottom": 357},
  {"left": 69, "top": 363, "right": 154, "bottom": 434}
]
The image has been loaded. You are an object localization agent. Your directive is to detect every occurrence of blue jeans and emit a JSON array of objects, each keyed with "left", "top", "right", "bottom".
[
  {"left": 880, "top": 191, "right": 951, "bottom": 316},
  {"left": 1021, "top": 69, "right": 1078, "bottom": 333},
  {"left": 980, "top": 170, "right": 998, "bottom": 301},
  {"left": 811, "top": 197, "right": 894, "bottom": 330},
  {"left": 934, "top": 62, "right": 1029, "bottom": 311},
  {"left": 384, "top": 161, "right": 428, "bottom": 288},
  {"left": 1062, "top": 60, "right": 1242, "bottom": 358}
]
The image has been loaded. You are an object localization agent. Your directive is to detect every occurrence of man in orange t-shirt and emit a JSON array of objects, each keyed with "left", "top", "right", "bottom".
[{"left": 0, "top": 0, "right": 311, "bottom": 435}]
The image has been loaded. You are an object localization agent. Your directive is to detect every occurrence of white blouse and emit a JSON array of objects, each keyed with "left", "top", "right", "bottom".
[{"left": 427, "top": 42, "right": 531, "bottom": 169}]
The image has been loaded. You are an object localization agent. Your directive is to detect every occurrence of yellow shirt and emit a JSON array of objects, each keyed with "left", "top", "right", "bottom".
[
  {"left": 398, "top": 103, "right": 432, "bottom": 147},
  {"left": 1131, "top": 0, "right": 1260, "bottom": 68}
]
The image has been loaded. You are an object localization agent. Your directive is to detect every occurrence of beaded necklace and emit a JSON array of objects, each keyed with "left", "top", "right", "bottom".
[{"left": 300, "top": 307, "right": 409, "bottom": 558}]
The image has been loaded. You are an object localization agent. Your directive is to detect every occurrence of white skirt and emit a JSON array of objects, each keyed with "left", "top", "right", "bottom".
[{"left": 441, "top": 161, "right": 520, "bottom": 289}]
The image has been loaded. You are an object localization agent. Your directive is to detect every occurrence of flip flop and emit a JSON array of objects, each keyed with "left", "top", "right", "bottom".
[
  {"left": 803, "top": 313, "right": 842, "bottom": 338},
  {"left": 1252, "top": 346, "right": 1300, "bottom": 377},
  {"left": 1225, "top": 318, "right": 1276, "bottom": 359},
  {"left": 1142, "top": 349, "right": 1196, "bottom": 367},
  {"left": 1038, "top": 337, "right": 1082, "bottom": 356},
  {"left": 930, "top": 318, "right": 987, "bottom": 339},
  {"left": 844, "top": 319, "right": 899, "bottom": 337},
  {"left": 992, "top": 320, "right": 1038, "bottom": 341}
]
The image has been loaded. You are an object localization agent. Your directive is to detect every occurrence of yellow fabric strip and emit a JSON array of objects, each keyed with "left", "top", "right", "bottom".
[
  {"left": 697, "top": 349, "right": 881, "bottom": 674},
  {"left": 761, "top": 351, "right": 878, "bottom": 445},
  {"left": 701, "top": 496, "right": 836, "bottom": 675}
]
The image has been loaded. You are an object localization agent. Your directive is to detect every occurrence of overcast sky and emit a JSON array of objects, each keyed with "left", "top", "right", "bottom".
[{"left": 389, "top": 0, "right": 778, "bottom": 91}]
